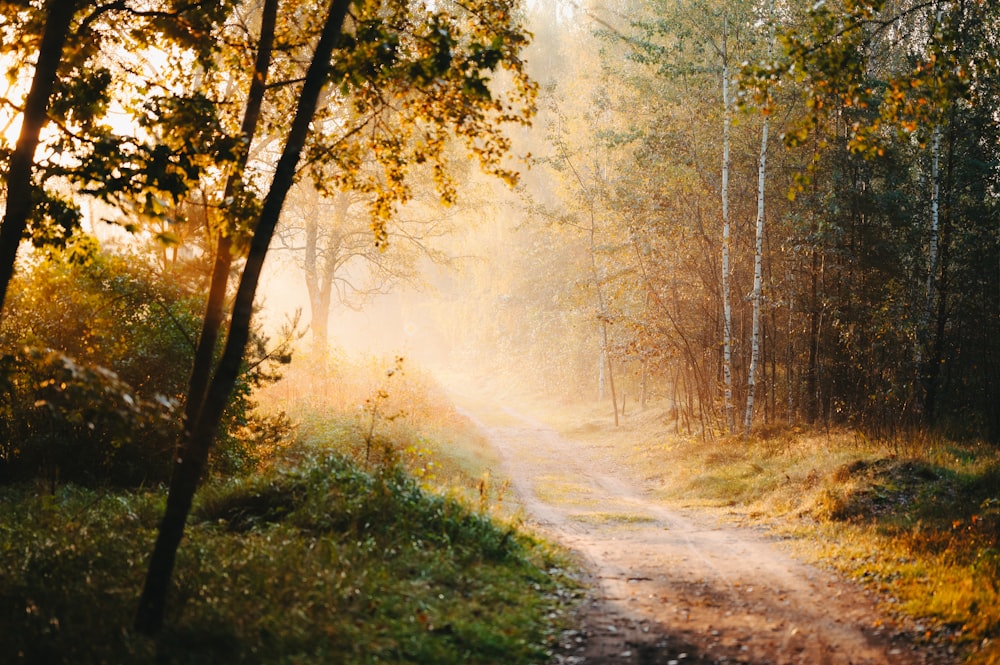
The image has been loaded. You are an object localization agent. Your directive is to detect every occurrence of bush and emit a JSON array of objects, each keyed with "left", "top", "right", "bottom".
[
  {"left": 0, "top": 347, "right": 178, "bottom": 487},
  {"left": 0, "top": 243, "right": 292, "bottom": 486}
]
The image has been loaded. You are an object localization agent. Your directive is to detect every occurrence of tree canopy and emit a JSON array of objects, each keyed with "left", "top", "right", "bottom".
[{"left": 2, "top": 0, "right": 537, "bottom": 635}]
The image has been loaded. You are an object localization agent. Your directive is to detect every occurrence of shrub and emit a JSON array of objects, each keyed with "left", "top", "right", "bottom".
[
  {"left": 0, "top": 243, "right": 293, "bottom": 485},
  {"left": 0, "top": 347, "right": 177, "bottom": 487}
]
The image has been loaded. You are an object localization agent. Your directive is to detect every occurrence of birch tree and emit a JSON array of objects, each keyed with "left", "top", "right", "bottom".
[
  {"left": 743, "top": 0, "right": 775, "bottom": 435},
  {"left": 720, "top": 13, "right": 735, "bottom": 434}
]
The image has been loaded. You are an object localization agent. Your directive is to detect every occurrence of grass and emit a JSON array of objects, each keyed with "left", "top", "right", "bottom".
[
  {"left": 0, "top": 447, "right": 579, "bottom": 664},
  {"left": 258, "top": 358, "right": 512, "bottom": 513},
  {"left": 570, "top": 511, "right": 658, "bottom": 525},
  {"left": 487, "top": 387, "right": 1000, "bottom": 665},
  {"left": 0, "top": 359, "right": 583, "bottom": 664}
]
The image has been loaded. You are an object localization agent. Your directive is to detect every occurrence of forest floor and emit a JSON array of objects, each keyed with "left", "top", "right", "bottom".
[{"left": 446, "top": 380, "right": 959, "bottom": 665}]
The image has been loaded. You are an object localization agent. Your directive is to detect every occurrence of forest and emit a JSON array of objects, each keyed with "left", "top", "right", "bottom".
[
  {"left": 1, "top": 0, "right": 999, "bottom": 662},
  {"left": 452, "top": 0, "right": 1000, "bottom": 443}
]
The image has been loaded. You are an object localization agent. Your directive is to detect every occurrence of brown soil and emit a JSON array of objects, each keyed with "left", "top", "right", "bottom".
[{"left": 458, "top": 402, "right": 958, "bottom": 665}]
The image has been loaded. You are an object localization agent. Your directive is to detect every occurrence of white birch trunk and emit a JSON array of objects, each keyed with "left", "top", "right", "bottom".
[
  {"left": 721, "top": 16, "right": 734, "bottom": 434},
  {"left": 745, "top": 115, "right": 768, "bottom": 434},
  {"left": 917, "top": 4, "right": 944, "bottom": 376},
  {"left": 745, "top": 2, "right": 774, "bottom": 435},
  {"left": 918, "top": 123, "right": 941, "bottom": 368}
]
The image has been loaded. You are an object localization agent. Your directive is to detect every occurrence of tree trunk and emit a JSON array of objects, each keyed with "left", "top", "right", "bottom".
[
  {"left": 602, "top": 320, "right": 619, "bottom": 426},
  {"left": 134, "top": 0, "right": 351, "bottom": 634},
  {"left": 304, "top": 191, "right": 349, "bottom": 363},
  {"left": 919, "top": 123, "right": 941, "bottom": 362},
  {"left": 744, "top": 7, "right": 773, "bottom": 436},
  {"left": 917, "top": 4, "right": 948, "bottom": 424},
  {"left": 744, "top": 114, "right": 768, "bottom": 435},
  {"left": 184, "top": 0, "right": 278, "bottom": 431},
  {"left": 720, "top": 35, "right": 735, "bottom": 435},
  {"left": 922, "top": 117, "right": 955, "bottom": 426},
  {"left": 805, "top": 161, "right": 823, "bottom": 424},
  {"left": 806, "top": 252, "right": 821, "bottom": 423},
  {"left": 787, "top": 291, "right": 794, "bottom": 425},
  {"left": 0, "top": 0, "right": 78, "bottom": 316}
]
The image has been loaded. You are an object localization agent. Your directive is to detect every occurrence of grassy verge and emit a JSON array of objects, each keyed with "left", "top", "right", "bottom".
[
  {"left": 489, "top": 387, "right": 999, "bottom": 665},
  {"left": 0, "top": 447, "right": 577, "bottom": 664},
  {"left": 0, "top": 359, "right": 582, "bottom": 664},
  {"left": 647, "top": 428, "right": 998, "bottom": 660}
]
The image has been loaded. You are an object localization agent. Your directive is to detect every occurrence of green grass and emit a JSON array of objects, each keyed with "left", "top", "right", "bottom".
[{"left": 0, "top": 445, "right": 579, "bottom": 664}]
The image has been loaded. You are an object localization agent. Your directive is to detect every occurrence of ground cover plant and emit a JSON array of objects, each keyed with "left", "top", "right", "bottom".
[{"left": 0, "top": 441, "right": 576, "bottom": 664}]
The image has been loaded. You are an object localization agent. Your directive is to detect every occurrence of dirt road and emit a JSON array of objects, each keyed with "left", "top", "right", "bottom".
[{"left": 458, "top": 403, "right": 954, "bottom": 665}]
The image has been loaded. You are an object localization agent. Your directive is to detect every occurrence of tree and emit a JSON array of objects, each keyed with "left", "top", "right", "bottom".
[
  {"left": 134, "top": 3, "right": 353, "bottom": 632},
  {"left": 587, "top": 0, "right": 774, "bottom": 432},
  {"left": 183, "top": 0, "right": 278, "bottom": 441},
  {"left": 548, "top": 118, "right": 622, "bottom": 424},
  {"left": 274, "top": 179, "right": 455, "bottom": 363},
  {"left": 720, "top": 10, "right": 735, "bottom": 434},
  {"left": 0, "top": 0, "right": 238, "bottom": 318},
  {"left": 135, "top": 0, "right": 536, "bottom": 633},
  {"left": 749, "top": 0, "right": 1000, "bottom": 437},
  {"left": 743, "top": 0, "right": 776, "bottom": 435},
  {"left": 0, "top": 0, "right": 79, "bottom": 313}
]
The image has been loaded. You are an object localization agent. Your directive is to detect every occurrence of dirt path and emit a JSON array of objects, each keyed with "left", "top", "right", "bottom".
[{"left": 457, "top": 403, "right": 955, "bottom": 665}]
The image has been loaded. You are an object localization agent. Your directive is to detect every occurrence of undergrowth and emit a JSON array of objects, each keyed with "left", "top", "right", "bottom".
[
  {"left": 0, "top": 437, "right": 577, "bottom": 663},
  {"left": 256, "top": 357, "right": 511, "bottom": 512}
]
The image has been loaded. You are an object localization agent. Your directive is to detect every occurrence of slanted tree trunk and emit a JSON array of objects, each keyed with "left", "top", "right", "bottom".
[
  {"left": 184, "top": 0, "right": 278, "bottom": 431},
  {"left": 134, "top": 0, "right": 351, "bottom": 634},
  {"left": 0, "top": 0, "right": 78, "bottom": 316}
]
